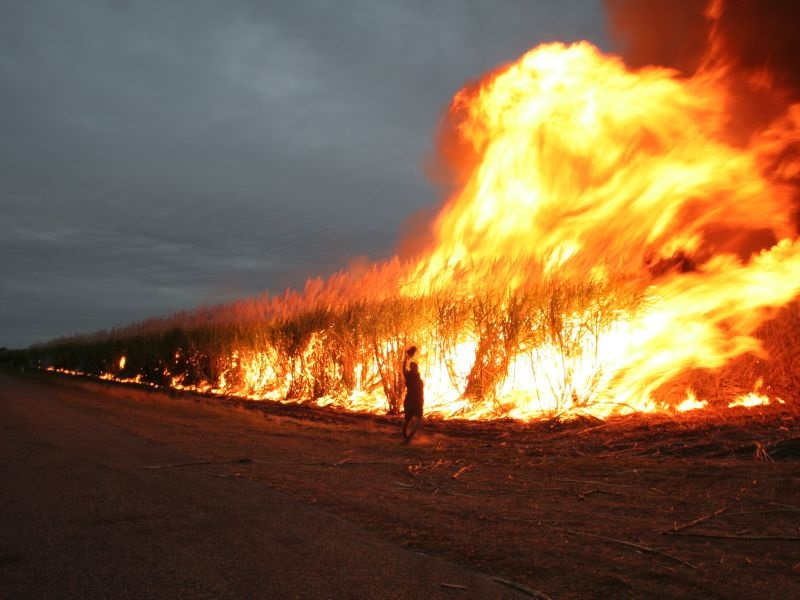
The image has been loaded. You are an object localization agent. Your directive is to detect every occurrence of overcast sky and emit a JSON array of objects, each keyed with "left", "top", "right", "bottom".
[{"left": 1, "top": 0, "right": 608, "bottom": 348}]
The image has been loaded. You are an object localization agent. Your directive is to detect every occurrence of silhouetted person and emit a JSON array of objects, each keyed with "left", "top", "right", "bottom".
[{"left": 402, "top": 346, "right": 424, "bottom": 440}]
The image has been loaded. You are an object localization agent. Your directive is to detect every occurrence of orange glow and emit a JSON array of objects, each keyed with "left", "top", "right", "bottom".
[
  {"left": 728, "top": 393, "right": 770, "bottom": 409},
  {"left": 676, "top": 391, "right": 707, "bottom": 413},
  {"left": 727, "top": 379, "right": 785, "bottom": 408},
  {"left": 393, "top": 39, "right": 800, "bottom": 418}
]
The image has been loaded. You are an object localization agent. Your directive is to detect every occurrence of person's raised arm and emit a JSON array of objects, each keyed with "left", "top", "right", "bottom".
[{"left": 403, "top": 346, "right": 416, "bottom": 374}]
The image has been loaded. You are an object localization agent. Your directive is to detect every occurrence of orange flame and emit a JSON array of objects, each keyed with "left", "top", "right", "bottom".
[
  {"left": 44, "top": 4, "right": 800, "bottom": 421},
  {"left": 408, "top": 41, "right": 793, "bottom": 292},
  {"left": 387, "top": 38, "right": 799, "bottom": 418}
]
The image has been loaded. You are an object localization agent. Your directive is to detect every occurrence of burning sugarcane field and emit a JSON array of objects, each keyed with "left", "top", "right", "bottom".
[{"left": 2, "top": 1, "right": 800, "bottom": 598}]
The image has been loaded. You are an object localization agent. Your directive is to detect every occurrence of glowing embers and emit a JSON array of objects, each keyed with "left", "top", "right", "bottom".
[
  {"left": 728, "top": 379, "right": 785, "bottom": 409},
  {"left": 676, "top": 390, "right": 708, "bottom": 413},
  {"left": 390, "top": 37, "right": 800, "bottom": 418}
]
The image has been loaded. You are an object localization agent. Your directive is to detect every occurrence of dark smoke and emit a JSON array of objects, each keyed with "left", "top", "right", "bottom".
[
  {"left": 604, "top": 0, "right": 708, "bottom": 75},
  {"left": 606, "top": 0, "right": 800, "bottom": 216},
  {"left": 714, "top": 1, "right": 800, "bottom": 100},
  {"left": 605, "top": 0, "right": 800, "bottom": 100}
]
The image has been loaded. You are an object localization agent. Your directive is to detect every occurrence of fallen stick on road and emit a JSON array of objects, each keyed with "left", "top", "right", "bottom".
[
  {"left": 563, "top": 529, "right": 696, "bottom": 569},
  {"left": 451, "top": 465, "right": 472, "bottom": 479},
  {"left": 440, "top": 582, "right": 468, "bottom": 590},
  {"left": 493, "top": 577, "right": 553, "bottom": 599},
  {"left": 577, "top": 487, "right": 630, "bottom": 500},
  {"left": 554, "top": 478, "right": 631, "bottom": 488},
  {"left": 141, "top": 458, "right": 252, "bottom": 470},
  {"left": 664, "top": 531, "right": 800, "bottom": 541},
  {"left": 668, "top": 506, "right": 729, "bottom": 533}
]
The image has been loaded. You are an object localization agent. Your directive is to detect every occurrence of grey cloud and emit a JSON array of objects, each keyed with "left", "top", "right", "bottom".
[{"left": 0, "top": 0, "right": 606, "bottom": 347}]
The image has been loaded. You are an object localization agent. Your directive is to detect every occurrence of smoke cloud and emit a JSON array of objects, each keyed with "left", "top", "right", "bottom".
[
  {"left": 604, "top": 0, "right": 708, "bottom": 75},
  {"left": 605, "top": 0, "right": 800, "bottom": 121},
  {"left": 605, "top": 1, "right": 800, "bottom": 92},
  {"left": 606, "top": 0, "right": 800, "bottom": 217}
]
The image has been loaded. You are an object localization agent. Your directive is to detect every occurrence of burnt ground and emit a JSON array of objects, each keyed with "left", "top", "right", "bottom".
[{"left": 4, "top": 367, "right": 800, "bottom": 599}]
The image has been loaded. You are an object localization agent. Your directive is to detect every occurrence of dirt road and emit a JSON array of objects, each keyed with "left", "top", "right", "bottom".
[
  {"left": 0, "top": 371, "right": 520, "bottom": 599},
  {"left": 2, "top": 368, "right": 799, "bottom": 599}
]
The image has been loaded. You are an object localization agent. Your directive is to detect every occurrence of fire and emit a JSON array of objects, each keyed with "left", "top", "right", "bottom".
[
  {"left": 408, "top": 41, "right": 792, "bottom": 292},
  {"left": 676, "top": 391, "right": 707, "bottom": 413},
  {"left": 729, "top": 393, "right": 770, "bottom": 409},
  {"left": 727, "top": 378, "right": 785, "bottom": 409},
  {"left": 395, "top": 37, "right": 800, "bottom": 418},
  {"left": 39, "top": 2, "right": 800, "bottom": 421}
]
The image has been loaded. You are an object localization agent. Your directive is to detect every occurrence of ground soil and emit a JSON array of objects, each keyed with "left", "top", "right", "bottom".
[{"left": 9, "top": 368, "right": 800, "bottom": 599}]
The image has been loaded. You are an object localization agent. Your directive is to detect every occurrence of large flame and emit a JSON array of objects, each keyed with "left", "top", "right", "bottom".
[
  {"left": 44, "top": 3, "right": 800, "bottom": 421},
  {"left": 393, "top": 38, "right": 800, "bottom": 417},
  {"left": 408, "top": 42, "right": 793, "bottom": 291}
]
